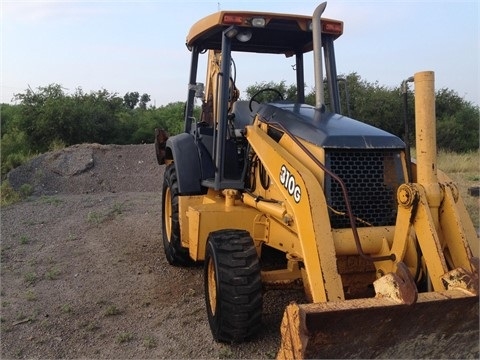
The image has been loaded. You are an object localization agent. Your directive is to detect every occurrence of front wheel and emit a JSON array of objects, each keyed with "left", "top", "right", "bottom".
[
  {"left": 162, "top": 163, "right": 192, "bottom": 266},
  {"left": 204, "top": 229, "right": 263, "bottom": 342}
]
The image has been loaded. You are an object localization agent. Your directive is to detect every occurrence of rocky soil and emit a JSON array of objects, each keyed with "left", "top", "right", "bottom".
[
  {"left": 1, "top": 144, "right": 298, "bottom": 359},
  {"left": 1, "top": 143, "right": 478, "bottom": 359}
]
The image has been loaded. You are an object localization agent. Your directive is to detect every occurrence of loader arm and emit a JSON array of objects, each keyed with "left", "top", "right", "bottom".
[
  {"left": 245, "top": 120, "right": 344, "bottom": 302},
  {"left": 374, "top": 72, "right": 478, "bottom": 293},
  {"left": 201, "top": 50, "right": 239, "bottom": 126},
  {"left": 374, "top": 182, "right": 478, "bottom": 292},
  {"left": 276, "top": 71, "right": 479, "bottom": 359}
]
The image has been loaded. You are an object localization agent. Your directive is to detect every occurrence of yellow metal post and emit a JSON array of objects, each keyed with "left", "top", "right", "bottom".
[{"left": 414, "top": 71, "right": 441, "bottom": 226}]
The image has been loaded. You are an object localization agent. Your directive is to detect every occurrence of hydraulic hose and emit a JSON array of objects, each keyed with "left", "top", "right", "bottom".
[{"left": 402, "top": 77, "right": 414, "bottom": 182}]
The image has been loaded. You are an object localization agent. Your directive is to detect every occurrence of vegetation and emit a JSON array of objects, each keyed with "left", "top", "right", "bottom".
[
  {"left": 1, "top": 85, "right": 188, "bottom": 177},
  {"left": 1, "top": 181, "right": 30, "bottom": 206},
  {"left": 45, "top": 266, "right": 61, "bottom": 280},
  {"left": 86, "top": 201, "right": 127, "bottom": 225},
  {"left": 1, "top": 74, "right": 478, "bottom": 180},
  {"left": 104, "top": 305, "right": 120, "bottom": 316},
  {"left": 436, "top": 149, "right": 480, "bottom": 226},
  {"left": 143, "top": 335, "right": 158, "bottom": 349},
  {"left": 116, "top": 332, "right": 133, "bottom": 344}
]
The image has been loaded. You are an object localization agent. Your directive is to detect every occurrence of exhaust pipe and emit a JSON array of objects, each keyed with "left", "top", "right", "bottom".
[{"left": 312, "top": 2, "right": 327, "bottom": 109}]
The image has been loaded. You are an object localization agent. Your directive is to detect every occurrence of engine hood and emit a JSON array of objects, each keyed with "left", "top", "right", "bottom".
[{"left": 256, "top": 103, "right": 405, "bottom": 149}]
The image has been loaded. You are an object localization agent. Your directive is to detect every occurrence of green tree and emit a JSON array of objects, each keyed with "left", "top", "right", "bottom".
[
  {"left": 14, "top": 84, "right": 67, "bottom": 152},
  {"left": 1, "top": 103, "right": 29, "bottom": 176},
  {"left": 1, "top": 103, "right": 22, "bottom": 138},
  {"left": 437, "top": 105, "right": 479, "bottom": 152},
  {"left": 2, "top": 77, "right": 476, "bottom": 179},
  {"left": 139, "top": 93, "right": 151, "bottom": 110},
  {"left": 12, "top": 84, "right": 126, "bottom": 152},
  {"left": 334, "top": 73, "right": 404, "bottom": 136},
  {"left": 244, "top": 80, "right": 297, "bottom": 102},
  {"left": 160, "top": 102, "right": 189, "bottom": 135},
  {"left": 435, "top": 88, "right": 466, "bottom": 119},
  {"left": 0, "top": 128, "right": 30, "bottom": 176},
  {"left": 123, "top": 91, "right": 140, "bottom": 109}
]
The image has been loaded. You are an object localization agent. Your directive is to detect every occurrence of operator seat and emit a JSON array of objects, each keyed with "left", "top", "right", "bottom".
[{"left": 231, "top": 101, "right": 259, "bottom": 130}]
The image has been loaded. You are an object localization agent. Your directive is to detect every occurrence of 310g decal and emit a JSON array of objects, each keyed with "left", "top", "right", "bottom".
[{"left": 279, "top": 165, "right": 301, "bottom": 203}]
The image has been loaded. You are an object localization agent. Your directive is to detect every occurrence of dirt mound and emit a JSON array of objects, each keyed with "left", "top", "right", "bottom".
[{"left": 7, "top": 143, "right": 162, "bottom": 195}]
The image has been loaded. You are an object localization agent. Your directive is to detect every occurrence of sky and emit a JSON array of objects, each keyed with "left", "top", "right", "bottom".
[{"left": 1, "top": 0, "right": 479, "bottom": 107}]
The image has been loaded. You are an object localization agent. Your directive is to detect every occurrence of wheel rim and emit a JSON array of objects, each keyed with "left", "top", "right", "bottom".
[
  {"left": 207, "top": 257, "right": 217, "bottom": 316},
  {"left": 164, "top": 187, "right": 172, "bottom": 243}
]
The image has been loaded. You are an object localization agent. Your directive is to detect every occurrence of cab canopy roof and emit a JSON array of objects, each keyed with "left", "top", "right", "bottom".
[{"left": 186, "top": 10, "right": 343, "bottom": 55}]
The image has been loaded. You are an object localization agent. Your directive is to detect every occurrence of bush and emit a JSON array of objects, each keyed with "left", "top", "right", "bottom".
[
  {"left": 437, "top": 106, "right": 479, "bottom": 152},
  {"left": 19, "top": 184, "right": 34, "bottom": 198},
  {"left": 1, "top": 80, "right": 476, "bottom": 178},
  {"left": 0, "top": 181, "right": 21, "bottom": 206},
  {"left": 0, "top": 129, "right": 32, "bottom": 177}
]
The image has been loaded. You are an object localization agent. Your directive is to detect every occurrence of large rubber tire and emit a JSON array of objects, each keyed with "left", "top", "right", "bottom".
[
  {"left": 162, "top": 163, "right": 192, "bottom": 266},
  {"left": 204, "top": 229, "right": 263, "bottom": 343}
]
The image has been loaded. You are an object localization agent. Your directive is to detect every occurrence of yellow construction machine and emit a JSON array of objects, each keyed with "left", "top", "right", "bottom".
[{"left": 155, "top": 2, "right": 479, "bottom": 358}]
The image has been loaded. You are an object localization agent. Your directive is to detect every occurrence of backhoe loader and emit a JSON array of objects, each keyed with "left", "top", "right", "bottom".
[{"left": 155, "top": 2, "right": 479, "bottom": 358}]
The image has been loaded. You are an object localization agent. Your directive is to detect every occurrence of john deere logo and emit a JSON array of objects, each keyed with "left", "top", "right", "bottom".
[{"left": 280, "top": 165, "right": 301, "bottom": 203}]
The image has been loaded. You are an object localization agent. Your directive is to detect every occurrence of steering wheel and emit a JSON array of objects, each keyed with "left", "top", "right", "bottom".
[{"left": 249, "top": 88, "right": 284, "bottom": 112}]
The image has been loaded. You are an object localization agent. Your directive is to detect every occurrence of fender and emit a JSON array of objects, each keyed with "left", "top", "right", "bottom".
[{"left": 166, "top": 133, "right": 203, "bottom": 194}]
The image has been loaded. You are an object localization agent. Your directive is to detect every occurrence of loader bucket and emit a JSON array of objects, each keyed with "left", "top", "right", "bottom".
[{"left": 277, "top": 290, "right": 479, "bottom": 359}]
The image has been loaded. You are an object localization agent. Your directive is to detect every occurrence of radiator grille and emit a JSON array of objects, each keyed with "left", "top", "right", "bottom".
[{"left": 325, "top": 150, "right": 404, "bottom": 229}]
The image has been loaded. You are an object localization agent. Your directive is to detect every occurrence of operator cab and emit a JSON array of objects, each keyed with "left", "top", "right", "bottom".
[{"left": 183, "top": 9, "right": 344, "bottom": 190}]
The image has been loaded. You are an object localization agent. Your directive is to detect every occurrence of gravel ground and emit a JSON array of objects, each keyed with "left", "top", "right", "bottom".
[
  {"left": 1, "top": 144, "right": 297, "bottom": 359},
  {"left": 1, "top": 143, "right": 478, "bottom": 359}
]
